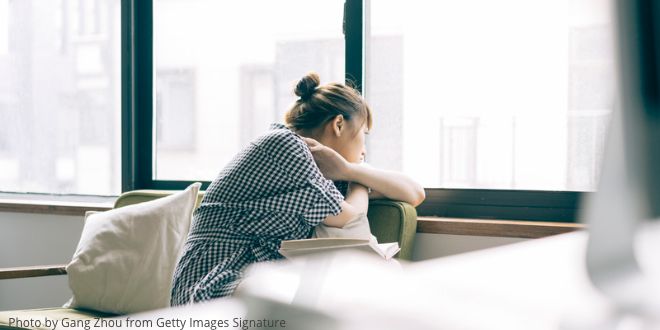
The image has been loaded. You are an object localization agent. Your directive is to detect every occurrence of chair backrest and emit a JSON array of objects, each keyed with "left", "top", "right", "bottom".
[
  {"left": 114, "top": 190, "right": 417, "bottom": 260},
  {"left": 113, "top": 190, "right": 205, "bottom": 209},
  {"left": 366, "top": 200, "right": 417, "bottom": 260}
]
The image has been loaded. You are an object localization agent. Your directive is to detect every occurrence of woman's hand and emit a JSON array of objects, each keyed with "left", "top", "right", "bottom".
[{"left": 302, "top": 137, "right": 353, "bottom": 181}]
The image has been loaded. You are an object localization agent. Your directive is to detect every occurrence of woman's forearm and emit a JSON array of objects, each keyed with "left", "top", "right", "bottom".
[
  {"left": 322, "top": 183, "right": 369, "bottom": 228},
  {"left": 346, "top": 164, "right": 426, "bottom": 206},
  {"left": 344, "top": 182, "right": 369, "bottom": 213},
  {"left": 367, "top": 189, "right": 387, "bottom": 200}
]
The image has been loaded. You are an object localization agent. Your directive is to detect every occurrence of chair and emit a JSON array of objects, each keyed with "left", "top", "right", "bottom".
[{"left": 0, "top": 190, "right": 417, "bottom": 329}]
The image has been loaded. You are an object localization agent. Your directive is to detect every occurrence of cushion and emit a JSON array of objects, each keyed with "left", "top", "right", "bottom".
[
  {"left": 63, "top": 182, "right": 201, "bottom": 314},
  {"left": 313, "top": 213, "right": 374, "bottom": 239}
]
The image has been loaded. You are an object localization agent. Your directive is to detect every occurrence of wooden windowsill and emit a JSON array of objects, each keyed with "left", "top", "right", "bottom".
[
  {"left": 0, "top": 197, "right": 113, "bottom": 216},
  {"left": 0, "top": 264, "right": 68, "bottom": 280},
  {"left": 417, "top": 216, "right": 585, "bottom": 239},
  {"left": 1, "top": 195, "right": 584, "bottom": 239}
]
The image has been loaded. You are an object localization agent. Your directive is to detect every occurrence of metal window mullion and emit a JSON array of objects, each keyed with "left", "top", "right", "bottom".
[
  {"left": 122, "top": 0, "right": 153, "bottom": 191},
  {"left": 120, "top": 0, "right": 132, "bottom": 192},
  {"left": 344, "top": 0, "right": 363, "bottom": 92}
]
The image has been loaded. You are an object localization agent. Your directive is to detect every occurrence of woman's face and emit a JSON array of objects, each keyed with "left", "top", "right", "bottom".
[{"left": 325, "top": 117, "right": 368, "bottom": 164}]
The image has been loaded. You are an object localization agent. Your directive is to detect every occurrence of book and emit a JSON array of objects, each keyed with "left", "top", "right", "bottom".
[{"left": 278, "top": 237, "right": 400, "bottom": 260}]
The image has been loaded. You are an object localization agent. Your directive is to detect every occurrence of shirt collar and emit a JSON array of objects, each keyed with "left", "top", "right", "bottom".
[{"left": 270, "top": 123, "right": 288, "bottom": 130}]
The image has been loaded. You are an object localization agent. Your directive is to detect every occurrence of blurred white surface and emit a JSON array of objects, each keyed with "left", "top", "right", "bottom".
[
  {"left": 122, "top": 223, "right": 660, "bottom": 330},
  {"left": 235, "top": 222, "right": 660, "bottom": 329}
]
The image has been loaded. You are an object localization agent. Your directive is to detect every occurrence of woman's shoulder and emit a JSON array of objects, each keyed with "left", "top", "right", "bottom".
[{"left": 255, "top": 123, "right": 309, "bottom": 156}]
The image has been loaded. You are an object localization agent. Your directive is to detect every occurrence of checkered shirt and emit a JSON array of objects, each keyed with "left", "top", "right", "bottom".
[{"left": 170, "top": 123, "right": 345, "bottom": 306}]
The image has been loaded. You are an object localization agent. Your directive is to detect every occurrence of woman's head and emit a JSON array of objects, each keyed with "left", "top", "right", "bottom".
[{"left": 285, "top": 72, "right": 373, "bottom": 163}]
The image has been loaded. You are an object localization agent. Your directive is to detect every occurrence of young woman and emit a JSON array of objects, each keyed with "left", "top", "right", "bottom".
[{"left": 170, "top": 72, "right": 425, "bottom": 306}]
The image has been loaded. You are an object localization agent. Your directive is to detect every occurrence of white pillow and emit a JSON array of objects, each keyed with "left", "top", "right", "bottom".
[
  {"left": 64, "top": 182, "right": 201, "bottom": 314},
  {"left": 313, "top": 213, "right": 375, "bottom": 240}
]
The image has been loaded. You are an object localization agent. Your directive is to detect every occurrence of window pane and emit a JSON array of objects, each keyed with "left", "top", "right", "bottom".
[
  {"left": 0, "top": 0, "right": 121, "bottom": 195},
  {"left": 367, "top": 0, "right": 615, "bottom": 191},
  {"left": 154, "top": 0, "right": 345, "bottom": 181}
]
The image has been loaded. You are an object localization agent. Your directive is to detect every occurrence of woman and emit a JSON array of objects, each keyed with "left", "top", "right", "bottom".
[{"left": 170, "top": 72, "right": 425, "bottom": 306}]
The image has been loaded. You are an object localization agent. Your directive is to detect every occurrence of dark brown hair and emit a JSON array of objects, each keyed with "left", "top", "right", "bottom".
[{"left": 284, "top": 72, "right": 372, "bottom": 134}]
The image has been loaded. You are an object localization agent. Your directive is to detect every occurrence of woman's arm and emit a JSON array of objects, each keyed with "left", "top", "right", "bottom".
[
  {"left": 346, "top": 163, "right": 426, "bottom": 207},
  {"left": 323, "top": 182, "right": 369, "bottom": 228},
  {"left": 303, "top": 136, "right": 425, "bottom": 207},
  {"left": 366, "top": 188, "right": 387, "bottom": 200}
]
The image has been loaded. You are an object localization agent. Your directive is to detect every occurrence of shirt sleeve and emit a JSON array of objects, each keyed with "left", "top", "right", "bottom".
[
  {"left": 260, "top": 129, "right": 316, "bottom": 182},
  {"left": 301, "top": 171, "right": 344, "bottom": 226},
  {"left": 261, "top": 129, "right": 344, "bottom": 227}
]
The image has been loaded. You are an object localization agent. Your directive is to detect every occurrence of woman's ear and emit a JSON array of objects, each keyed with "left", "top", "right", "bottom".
[{"left": 331, "top": 115, "right": 344, "bottom": 137}]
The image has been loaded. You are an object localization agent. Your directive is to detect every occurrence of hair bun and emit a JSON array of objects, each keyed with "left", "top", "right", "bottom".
[{"left": 294, "top": 72, "right": 320, "bottom": 100}]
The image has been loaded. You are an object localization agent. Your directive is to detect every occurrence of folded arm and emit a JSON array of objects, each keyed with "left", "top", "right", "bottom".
[
  {"left": 322, "top": 165, "right": 425, "bottom": 228},
  {"left": 303, "top": 136, "right": 425, "bottom": 210},
  {"left": 346, "top": 163, "right": 425, "bottom": 207},
  {"left": 323, "top": 182, "right": 369, "bottom": 228}
]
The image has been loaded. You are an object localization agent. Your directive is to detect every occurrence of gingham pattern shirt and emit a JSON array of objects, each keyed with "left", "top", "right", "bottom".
[{"left": 171, "top": 123, "right": 345, "bottom": 306}]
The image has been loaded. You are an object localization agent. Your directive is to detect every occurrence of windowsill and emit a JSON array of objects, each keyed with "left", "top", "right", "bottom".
[
  {"left": 0, "top": 193, "right": 115, "bottom": 216},
  {"left": 416, "top": 216, "right": 585, "bottom": 239},
  {"left": 0, "top": 195, "right": 585, "bottom": 238}
]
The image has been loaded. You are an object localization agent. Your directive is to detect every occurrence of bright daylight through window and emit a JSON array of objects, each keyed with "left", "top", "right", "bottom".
[
  {"left": 367, "top": 0, "right": 614, "bottom": 191},
  {"left": 153, "top": 0, "right": 345, "bottom": 181},
  {"left": 0, "top": 0, "right": 615, "bottom": 196},
  {"left": 0, "top": 0, "right": 121, "bottom": 195}
]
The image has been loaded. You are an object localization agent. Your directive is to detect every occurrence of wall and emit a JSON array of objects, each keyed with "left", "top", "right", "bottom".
[
  {"left": 412, "top": 233, "right": 530, "bottom": 261},
  {"left": 0, "top": 212, "right": 84, "bottom": 311},
  {"left": 0, "top": 211, "right": 530, "bottom": 311}
]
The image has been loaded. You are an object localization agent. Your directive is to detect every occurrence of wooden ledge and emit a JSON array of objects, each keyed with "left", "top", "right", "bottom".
[
  {"left": 0, "top": 264, "right": 68, "bottom": 280},
  {"left": 417, "top": 217, "right": 585, "bottom": 239},
  {"left": 0, "top": 199, "right": 113, "bottom": 216}
]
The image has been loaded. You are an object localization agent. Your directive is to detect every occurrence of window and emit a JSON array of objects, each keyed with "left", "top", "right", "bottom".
[
  {"left": 1, "top": 1, "right": 607, "bottom": 222},
  {"left": 367, "top": 0, "right": 614, "bottom": 192},
  {"left": 0, "top": 0, "right": 121, "bottom": 195},
  {"left": 155, "top": 69, "right": 196, "bottom": 150},
  {"left": 0, "top": 0, "right": 7, "bottom": 55},
  {"left": 152, "top": 0, "right": 346, "bottom": 181}
]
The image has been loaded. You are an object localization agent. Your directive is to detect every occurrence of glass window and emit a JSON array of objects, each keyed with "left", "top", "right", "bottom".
[
  {"left": 367, "top": 0, "right": 615, "bottom": 191},
  {"left": 0, "top": 0, "right": 121, "bottom": 195},
  {"left": 154, "top": 0, "right": 345, "bottom": 181}
]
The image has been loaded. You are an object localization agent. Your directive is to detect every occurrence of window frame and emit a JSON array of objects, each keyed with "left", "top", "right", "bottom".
[{"left": 124, "top": 0, "right": 583, "bottom": 222}]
